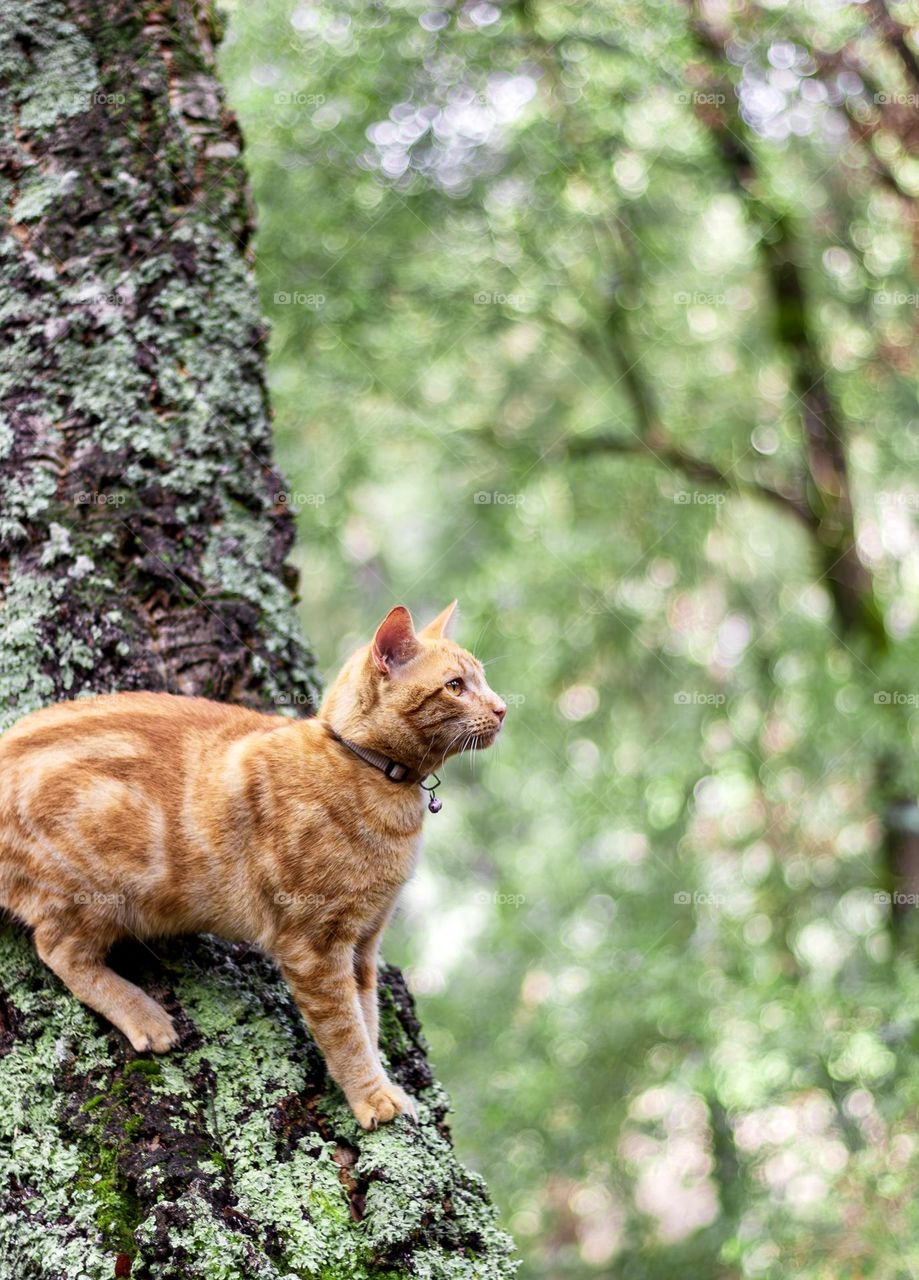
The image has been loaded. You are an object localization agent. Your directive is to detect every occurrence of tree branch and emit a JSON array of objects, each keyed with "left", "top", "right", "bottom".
[
  {"left": 866, "top": 0, "right": 919, "bottom": 95},
  {"left": 568, "top": 429, "right": 817, "bottom": 529},
  {"left": 685, "top": 3, "right": 889, "bottom": 647}
]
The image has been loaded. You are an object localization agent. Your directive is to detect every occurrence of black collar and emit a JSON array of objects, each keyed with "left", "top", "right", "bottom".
[
  {"left": 331, "top": 731, "right": 416, "bottom": 782},
  {"left": 330, "top": 730, "right": 443, "bottom": 812}
]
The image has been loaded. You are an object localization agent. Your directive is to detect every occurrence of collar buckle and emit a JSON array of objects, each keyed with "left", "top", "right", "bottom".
[{"left": 330, "top": 729, "right": 444, "bottom": 813}]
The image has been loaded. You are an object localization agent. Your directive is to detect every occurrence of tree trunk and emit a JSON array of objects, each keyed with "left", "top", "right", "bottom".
[
  {"left": 0, "top": 3, "right": 515, "bottom": 1276},
  {"left": 687, "top": 6, "right": 919, "bottom": 931}
]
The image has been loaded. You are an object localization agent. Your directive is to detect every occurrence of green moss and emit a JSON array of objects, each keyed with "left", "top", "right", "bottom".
[
  {"left": 0, "top": 928, "right": 516, "bottom": 1279},
  {"left": 0, "top": 932, "right": 120, "bottom": 1277},
  {"left": 377, "top": 983, "right": 416, "bottom": 1060},
  {"left": 72, "top": 1133, "right": 144, "bottom": 1257},
  {"left": 123, "top": 1057, "right": 162, "bottom": 1078},
  {"left": 80, "top": 1094, "right": 108, "bottom": 1113}
]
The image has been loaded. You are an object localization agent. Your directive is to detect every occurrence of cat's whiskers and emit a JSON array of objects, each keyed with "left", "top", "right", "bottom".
[
  {"left": 416, "top": 721, "right": 468, "bottom": 776},
  {"left": 448, "top": 727, "right": 477, "bottom": 765}
]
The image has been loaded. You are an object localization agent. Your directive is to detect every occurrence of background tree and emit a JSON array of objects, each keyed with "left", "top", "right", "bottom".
[
  {"left": 0, "top": 2, "right": 515, "bottom": 1276},
  {"left": 222, "top": 0, "right": 919, "bottom": 1275}
]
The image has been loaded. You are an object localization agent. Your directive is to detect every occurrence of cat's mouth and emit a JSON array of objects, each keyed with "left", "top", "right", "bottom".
[{"left": 440, "top": 723, "right": 502, "bottom": 759}]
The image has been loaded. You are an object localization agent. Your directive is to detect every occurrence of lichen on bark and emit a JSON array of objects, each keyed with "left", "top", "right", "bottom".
[
  {"left": 0, "top": 1, "right": 517, "bottom": 1276},
  {"left": 0, "top": 0, "right": 320, "bottom": 721},
  {"left": 0, "top": 930, "right": 515, "bottom": 1279}
]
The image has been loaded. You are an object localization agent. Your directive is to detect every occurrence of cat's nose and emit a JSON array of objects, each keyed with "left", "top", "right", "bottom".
[{"left": 492, "top": 700, "right": 507, "bottom": 722}]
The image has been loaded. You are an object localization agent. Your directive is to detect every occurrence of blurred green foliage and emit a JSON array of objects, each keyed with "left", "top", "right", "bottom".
[{"left": 220, "top": 2, "right": 919, "bottom": 1275}]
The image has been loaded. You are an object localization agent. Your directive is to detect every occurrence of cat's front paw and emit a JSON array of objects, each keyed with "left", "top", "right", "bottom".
[
  {"left": 121, "top": 995, "right": 180, "bottom": 1054},
  {"left": 350, "top": 1080, "right": 417, "bottom": 1130}
]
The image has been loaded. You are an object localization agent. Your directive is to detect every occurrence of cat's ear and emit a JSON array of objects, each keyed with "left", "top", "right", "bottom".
[
  {"left": 371, "top": 606, "right": 420, "bottom": 674},
  {"left": 418, "top": 599, "right": 459, "bottom": 641}
]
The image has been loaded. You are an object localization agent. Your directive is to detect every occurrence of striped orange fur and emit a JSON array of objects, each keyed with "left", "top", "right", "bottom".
[{"left": 0, "top": 602, "right": 506, "bottom": 1129}]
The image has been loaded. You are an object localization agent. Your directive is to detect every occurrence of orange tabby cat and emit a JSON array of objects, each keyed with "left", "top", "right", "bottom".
[{"left": 0, "top": 602, "right": 506, "bottom": 1129}]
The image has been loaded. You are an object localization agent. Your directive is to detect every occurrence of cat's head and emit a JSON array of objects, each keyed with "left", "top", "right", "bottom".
[{"left": 320, "top": 602, "right": 507, "bottom": 773}]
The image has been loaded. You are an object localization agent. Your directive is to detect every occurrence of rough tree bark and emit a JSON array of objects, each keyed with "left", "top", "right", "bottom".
[{"left": 0, "top": 2, "right": 516, "bottom": 1277}]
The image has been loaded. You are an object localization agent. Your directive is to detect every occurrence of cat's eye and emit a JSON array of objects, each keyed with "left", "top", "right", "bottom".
[{"left": 445, "top": 678, "right": 464, "bottom": 694}]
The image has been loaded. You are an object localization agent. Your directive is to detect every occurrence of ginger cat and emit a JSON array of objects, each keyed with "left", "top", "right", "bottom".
[{"left": 0, "top": 602, "right": 506, "bottom": 1129}]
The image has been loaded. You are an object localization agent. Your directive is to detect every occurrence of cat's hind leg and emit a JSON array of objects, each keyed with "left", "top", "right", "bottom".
[{"left": 33, "top": 921, "right": 178, "bottom": 1053}]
